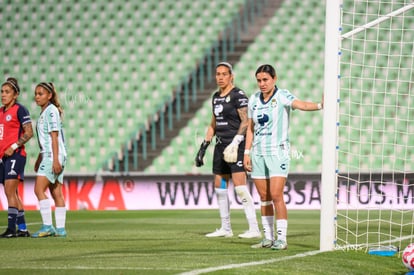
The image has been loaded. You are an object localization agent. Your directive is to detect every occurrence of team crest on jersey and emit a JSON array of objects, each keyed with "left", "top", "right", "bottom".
[
  {"left": 225, "top": 96, "right": 230, "bottom": 103},
  {"left": 6, "top": 115, "right": 12, "bottom": 121},
  {"left": 271, "top": 99, "right": 277, "bottom": 108}
]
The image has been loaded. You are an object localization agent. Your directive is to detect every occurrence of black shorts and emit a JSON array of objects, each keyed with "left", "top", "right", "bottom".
[
  {"left": 212, "top": 141, "right": 246, "bottom": 175},
  {"left": 0, "top": 153, "right": 26, "bottom": 184}
]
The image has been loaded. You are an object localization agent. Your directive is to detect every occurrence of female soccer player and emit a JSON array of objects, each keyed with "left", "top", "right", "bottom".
[
  {"left": 32, "top": 82, "right": 68, "bottom": 238},
  {"left": 195, "top": 62, "right": 260, "bottom": 239},
  {"left": 0, "top": 77, "right": 33, "bottom": 238},
  {"left": 244, "top": 64, "right": 323, "bottom": 249}
]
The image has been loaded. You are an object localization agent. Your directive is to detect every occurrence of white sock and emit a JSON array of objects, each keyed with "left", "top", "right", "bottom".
[
  {"left": 215, "top": 188, "right": 231, "bottom": 231},
  {"left": 276, "top": 219, "right": 288, "bottom": 242},
  {"left": 39, "top": 199, "right": 52, "bottom": 226},
  {"left": 262, "top": 216, "right": 274, "bottom": 241},
  {"left": 235, "top": 185, "right": 259, "bottom": 232},
  {"left": 55, "top": 207, "right": 67, "bottom": 229}
]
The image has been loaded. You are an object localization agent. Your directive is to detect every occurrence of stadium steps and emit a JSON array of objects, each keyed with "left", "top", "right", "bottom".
[
  {"left": 144, "top": 0, "right": 327, "bottom": 174},
  {"left": 118, "top": 0, "right": 284, "bottom": 172}
]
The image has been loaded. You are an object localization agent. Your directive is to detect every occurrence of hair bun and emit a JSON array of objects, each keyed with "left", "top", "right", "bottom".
[
  {"left": 5, "top": 77, "right": 20, "bottom": 93},
  {"left": 6, "top": 77, "right": 18, "bottom": 85}
]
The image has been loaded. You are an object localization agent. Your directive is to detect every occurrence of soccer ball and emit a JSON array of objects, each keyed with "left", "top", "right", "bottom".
[{"left": 402, "top": 244, "right": 414, "bottom": 271}]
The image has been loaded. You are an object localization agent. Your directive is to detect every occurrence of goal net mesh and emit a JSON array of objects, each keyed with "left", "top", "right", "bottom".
[{"left": 337, "top": 0, "right": 414, "bottom": 251}]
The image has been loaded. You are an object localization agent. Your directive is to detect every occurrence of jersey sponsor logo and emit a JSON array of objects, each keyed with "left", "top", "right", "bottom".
[
  {"left": 213, "top": 97, "right": 226, "bottom": 104},
  {"left": 236, "top": 160, "right": 243, "bottom": 167},
  {"left": 214, "top": 104, "right": 223, "bottom": 116},
  {"left": 239, "top": 98, "right": 248, "bottom": 106},
  {"left": 257, "top": 113, "right": 269, "bottom": 126},
  {"left": 280, "top": 163, "right": 286, "bottom": 170}
]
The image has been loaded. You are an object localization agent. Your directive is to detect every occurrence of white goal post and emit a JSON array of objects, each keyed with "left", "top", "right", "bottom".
[{"left": 321, "top": 0, "right": 414, "bottom": 251}]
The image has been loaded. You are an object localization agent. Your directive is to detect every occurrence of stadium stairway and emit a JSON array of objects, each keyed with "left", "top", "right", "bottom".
[{"left": 115, "top": 0, "right": 284, "bottom": 172}]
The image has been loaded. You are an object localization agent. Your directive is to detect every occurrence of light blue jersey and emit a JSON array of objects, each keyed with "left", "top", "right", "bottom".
[
  {"left": 248, "top": 87, "right": 296, "bottom": 156},
  {"left": 36, "top": 103, "right": 67, "bottom": 160}
]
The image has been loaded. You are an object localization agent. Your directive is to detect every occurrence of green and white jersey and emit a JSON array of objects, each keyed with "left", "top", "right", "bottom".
[
  {"left": 248, "top": 87, "right": 296, "bottom": 156},
  {"left": 36, "top": 103, "right": 67, "bottom": 159}
]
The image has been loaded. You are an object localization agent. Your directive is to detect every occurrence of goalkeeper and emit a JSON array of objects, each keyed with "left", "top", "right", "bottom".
[{"left": 195, "top": 62, "right": 260, "bottom": 239}]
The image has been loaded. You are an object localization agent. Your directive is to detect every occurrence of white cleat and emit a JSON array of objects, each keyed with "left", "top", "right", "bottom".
[
  {"left": 238, "top": 229, "right": 262, "bottom": 239},
  {"left": 205, "top": 228, "right": 233, "bottom": 238}
]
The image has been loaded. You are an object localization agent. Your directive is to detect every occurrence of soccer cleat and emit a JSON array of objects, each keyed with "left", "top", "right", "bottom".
[
  {"left": 31, "top": 225, "right": 56, "bottom": 238},
  {"left": 205, "top": 228, "right": 233, "bottom": 238},
  {"left": 251, "top": 239, "right": 273, "bottom": 248},
  {"left": 0, "top": 228, "right": 17, "bottom": 238},
  {"left": 238, "top": 229, "right": 262, "bottom": 239},
  {"left": 55, "top": 228, "right": 67, "bottom": 238},
  {"left": 271, "top": 239, "right": 288, "bottom": 250},
  {"left": 16, "top": 229, "right": 30, "bottom": 237}
]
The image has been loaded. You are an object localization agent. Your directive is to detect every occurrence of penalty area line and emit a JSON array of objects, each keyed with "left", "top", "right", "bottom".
[{"left": 177, "top": 249, "right": 323, "bottom": 275}]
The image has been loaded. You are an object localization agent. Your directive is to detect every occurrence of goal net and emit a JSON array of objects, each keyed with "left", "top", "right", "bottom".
[
  {"left": 336, "top": 0, "right": 414, "bottom": 252},
  {"left": 334, "top": 1, "right": 414, "bottom": 251}
]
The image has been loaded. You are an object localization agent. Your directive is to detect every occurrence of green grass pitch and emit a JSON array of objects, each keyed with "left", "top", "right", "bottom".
[{"left": 0, "top": 210, "right": 408, "bottom": 274}]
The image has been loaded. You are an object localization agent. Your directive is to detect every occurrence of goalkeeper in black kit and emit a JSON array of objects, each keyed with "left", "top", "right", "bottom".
[{"left": 195, "top": 62, "right": 260, "bottom": 239}]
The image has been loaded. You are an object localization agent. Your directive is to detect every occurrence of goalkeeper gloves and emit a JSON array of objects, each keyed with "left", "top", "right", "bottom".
[
  {"left": 195, "top": 140, "right": 210, "bottom": 167},
  {"left": 223, "top": 135, "right": 244, "bottom": 163}
]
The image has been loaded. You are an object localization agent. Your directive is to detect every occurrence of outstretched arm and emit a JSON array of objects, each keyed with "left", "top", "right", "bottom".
[{"left": 292, "top": 97, "right": 324, "bottom": 111}]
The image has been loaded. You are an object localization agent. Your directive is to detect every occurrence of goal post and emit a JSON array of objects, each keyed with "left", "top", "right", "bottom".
[
  {"left": 321, "top": 0, "right": 414, "bottom": 252},
  {"left": 320, "top": 0, "right": 341, "bottom": 252}
]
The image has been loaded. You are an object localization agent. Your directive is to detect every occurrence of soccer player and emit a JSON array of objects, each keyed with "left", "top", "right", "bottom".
[
  {"left": 244, "top": 64, "right": 323, "bottom": 250},
  {"left": 195, "top": 62, "right": 260, "bottom": 239},
  {"left": 0, "top": 77, "right": 33, "bottom": 238},
  {"left": 32, "top": 82, "right": 67, "bottom": 238}
]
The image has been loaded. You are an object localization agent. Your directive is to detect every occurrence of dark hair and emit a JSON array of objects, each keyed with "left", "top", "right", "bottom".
[
  {"left": 2, "top": 77, "right": 20, "bottom": 94},
  {"left": 36, "top": 82, "right": 64, "bottom": 117},
  {"left": 255, "top": 64, "right": 277, "bottom": 79},
  {"left": 216, "top": 62, "right": 233, "bottom": 75}
]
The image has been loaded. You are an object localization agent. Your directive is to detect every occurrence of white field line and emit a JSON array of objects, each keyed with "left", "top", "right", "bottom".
[{"left": 177, "top": 250, "right": 323, "bottom": 275}]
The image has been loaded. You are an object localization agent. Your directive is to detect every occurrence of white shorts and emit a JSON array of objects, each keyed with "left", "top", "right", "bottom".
[
  {"left": 251, "top": 148, "right": 290, "bottom": 179},
  {"left": 37, "top": 155, "right": 66, "bottom": 184}
]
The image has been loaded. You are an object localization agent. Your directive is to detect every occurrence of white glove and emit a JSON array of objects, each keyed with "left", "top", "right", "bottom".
[{"left": 223, "top": 135, "right": 244, "bottom": 163}]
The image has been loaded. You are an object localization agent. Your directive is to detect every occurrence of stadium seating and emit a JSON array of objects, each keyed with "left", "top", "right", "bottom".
[
  {"left": 1, "top": 0, "right": 245, "bottom": 172},
  {"left": 2, "top": 0, "right": 412, "bottom": 174},
  {"left": 145, "top": 0, "right": 327, "bottom": 173},
  {"left": 145, "top": 0, "right": 414, "bottom": 174}
]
